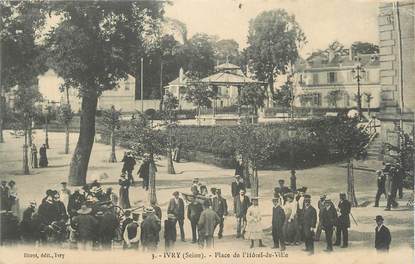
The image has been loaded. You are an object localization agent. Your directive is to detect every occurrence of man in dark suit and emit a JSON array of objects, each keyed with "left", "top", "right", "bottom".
[
  {"left": 334, "top": 193, "right": 351, "bottom": 248},
  {"left": 0, "top": 180, "right": 10, "bottom": 211},
  {"left": 231, "top": 175, "right": 246, "bottom": 198},
  {"left": 385, "top": 165, "right": 399, "bottom": 210},
  {"left": 234, "top": 189, "right": 250, "bottom": 238},
  {"left": 271, "top": 197, "right": 285, "bottom": 250},
  {"left": 374, "top": 215, "right": 391, "bottom": 252},
  {"left": 302, "top": 195, "right": 317, "bottom": 255},
  {"left": 321, "top": 199, "right": 338, "bottom": 252},
  {"left": 121, "top": 151, "right": 136, "bottom": 185},
  {"left": 212, "top": 188, "right": 228, "bottom": 239},
  {"left": 395, "top": 163, "right": 404, "bottom": 199},
  {"left": 375, "top": 170, "right": 387, "bottom": 207},
  {"left": 187, "top": 196, "right": 203, "bottom": 243},
  {"left": 167, "top": 191, "right": 185, "bottom": 241}
]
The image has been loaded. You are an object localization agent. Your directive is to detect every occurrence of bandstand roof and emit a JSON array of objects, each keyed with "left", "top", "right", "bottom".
[{"left": 199, "top": 72, "right": 264, "bottom": 85}]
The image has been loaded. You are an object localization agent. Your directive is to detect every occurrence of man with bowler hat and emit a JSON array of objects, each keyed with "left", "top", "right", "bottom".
[{"left": 374, "top": 215, "right": 391, "bottom": 252}]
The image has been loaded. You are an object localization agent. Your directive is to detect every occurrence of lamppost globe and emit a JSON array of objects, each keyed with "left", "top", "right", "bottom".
[{"left": 347, "top": 109, "right": 359, "bottom": 119}]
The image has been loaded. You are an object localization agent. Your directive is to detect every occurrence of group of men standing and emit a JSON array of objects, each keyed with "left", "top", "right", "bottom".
[{"left": 375, "top": 162, "right": 405, "bottom": 210}]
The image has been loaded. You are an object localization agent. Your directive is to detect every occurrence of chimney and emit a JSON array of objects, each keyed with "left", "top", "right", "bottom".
[
  {"left": 179, "top": 67, "right": 184, "bottom": 83},
  {"left": 349, "top": 45, "right": 354, "bottom": 61}
]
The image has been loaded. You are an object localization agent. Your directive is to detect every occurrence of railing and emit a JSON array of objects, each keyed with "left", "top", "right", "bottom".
[{"left": 362, "top": 118, "right": 380, "bottom": 149}]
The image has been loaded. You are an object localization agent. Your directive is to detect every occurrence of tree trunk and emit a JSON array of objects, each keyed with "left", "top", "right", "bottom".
[
  {"left": 347, "top": 159, "right": 358, "bottom": 207},
  {"left": 68, "top": 92, "right": 98, "bottom": 186},
  {"left": 109, "top": 130, "right": 117, "bottom": 162},
  {"left": 0, "top": 92, "right": 4, "bottom": 143},
  {"left": 64, "top": 124, "right": 70, "bottom": 154},
  {"left": 268, "top": 76, "right": 275, "bottom": 98},
  {"left": 148, "top": 157, "right": 157, "bottom": 204},
  {"left": 23, "top": 128, "right": 30, "bottom": 175},
  {"left": 250, "top": 163, "right": 259, "bottom": 198},
  {"left": 28, "top": 119, "right": 33, "bottom": 147},
  {"left": 167, "top": 127, "right": 175, "bottom": 174}
]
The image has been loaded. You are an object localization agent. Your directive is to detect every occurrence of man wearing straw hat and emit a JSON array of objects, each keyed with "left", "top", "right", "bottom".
[
  {"left": 71, "top": 205, "right": 98, "bottom": 250},
  {"left": 141, "top": 207, "right": 161, "bottom": 251}
]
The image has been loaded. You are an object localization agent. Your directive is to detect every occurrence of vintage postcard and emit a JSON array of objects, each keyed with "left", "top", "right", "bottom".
[{"left": 0, "top": 0, "right": 413, "bottom": 263}]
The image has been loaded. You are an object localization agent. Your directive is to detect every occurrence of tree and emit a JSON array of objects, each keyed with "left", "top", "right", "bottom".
[
  {"left": 0, "top": 1, "right": 46, "bottom": 143},
  {"left": 325, "top": 90, "right": 343, "bottom": 108},
  {"left": 101, "top": 106, "right": 121, "bottom": 163},
  {"left": 214, "top": 39, "right": 240, "bottom": 64},
  {"left": 179, "top": 33, "right": 217, "bottom": 79},
  {"left": 119, "top": 113, "right": 166, "bottom": 204},
  {"left": 45, "top": 1, "right": 165, "bottom": 185},
  {"left": 57, "top": 103, "right": 74, "bottom": 154},
  {"left": 232, "top": 124, "right": 273, "bottom": 197},
  {"left": 322, "top": 115, "right": 369, "bottom": 206},
  {"left": 246, "top": 9, "right": 306, "bottom": 96},
  {"left": 351, "top": 41, "right": 379, "bottom": 55},
  {"left": 273, "top": 80, "right": 293, "bottom": 117},
  {"left": 162, "top": 91, "right": 179, "bottom": 174},
  {"left": 239, "top": 83, "right": 267, "bottom": 120},
  {"left": 184, "top": 83, "right": 214, "bottom": 125},
  {"left": 14, "top": 82, "right": 43, "bottom": 174}
]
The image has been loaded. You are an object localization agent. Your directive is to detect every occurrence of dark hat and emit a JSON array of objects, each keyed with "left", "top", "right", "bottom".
[
  {"left": 77, "top": 205, "right": 92, "bottom": 215},
  {"left": 8, "top": 180, "right": 16, "bottom": 185},
  {"left": 124, "top": 210, "right": 131, "bottom": 217},
  {"left": 1, "top": 180, "right": 7, "bottom": 184},
  {"left": 251, "top": 197, "right": 259, "bottom": 200},
  {"left": 132, "top": 213, "right": 140, "bottom": 219},
  {"left": 339, "top": 192, "right": 346, "bottom": 196},
  {"left": 303, "top": 194, "right": 311, "bottom": 199},
  {"left": 173, "top": 191, "right": 179, "bottom": 196},
  {"left": 324, "top": 199, "right": 332, "bottom": 203},
  {"left": 375, "top": 215, "right": 384, "bottom": 221},
  {"left": 46, "top": 189, "right": 53, "bottom": 196},
  {"left": 284, "top": 193, "right": 294, "bottom": 199},
  {"left": 193, "top": 178, "right": 199, "bottom": 182},
  {"left": 82, "top": 185, "right": 90, "bottom": 190},
  {"left": 61, "top": 181, "right": 67, "bottom": 185},
  {"left": 278, "top": 179, "right": 285, "bottom": 183},
  {"left": 297, "top": 187, "right": 307, "bottom": 193}
]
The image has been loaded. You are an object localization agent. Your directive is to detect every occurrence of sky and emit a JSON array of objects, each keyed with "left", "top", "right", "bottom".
[
  {"left": 38, "top": 0, "right": 381, "bottom": 101},
  {"left": 164, "top": 0, "right": 380, "bottom": 56}
]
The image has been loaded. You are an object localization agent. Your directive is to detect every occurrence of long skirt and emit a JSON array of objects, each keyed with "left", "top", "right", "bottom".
[
  {"left": 119, "top": 188, "right": 131, "bottom": 209},
  {"left": 245, "top": 221, "right": 264, "bottom": 240},
  {"left": 39, "top": 154, "right": 48, "bottom": 167}
]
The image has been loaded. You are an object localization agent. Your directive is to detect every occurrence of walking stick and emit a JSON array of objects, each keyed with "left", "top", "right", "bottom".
[{"left": 350, "top": 212, "right": 358, "bottom": 226}]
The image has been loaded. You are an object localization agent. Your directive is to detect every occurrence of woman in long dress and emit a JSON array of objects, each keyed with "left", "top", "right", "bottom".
[
  {"left": 39, "top": 144, "right": 48, "bottom": 168},
  {"left": 119, "top": 173, "right": 131, "bottom": 209},
  {"left": 245, "top": 197, "right": 265, "bottom": 248},
  {"left": 8, "top": 180, "right": 20, "bottom": 219}
]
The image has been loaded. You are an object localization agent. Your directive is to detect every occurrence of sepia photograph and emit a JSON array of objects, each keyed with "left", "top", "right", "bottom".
[{"left": 0, "top": 0, "right": 414, "bottom": 263}]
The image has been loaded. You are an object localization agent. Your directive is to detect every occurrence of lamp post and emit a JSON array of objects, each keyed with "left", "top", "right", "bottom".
[
  {"left": 44, "top": 100, "right": 50, "bottom": 149},
  {"left": 351, "top": 57, "right": 365, "bottom": 119},
  {"left": 288, "top": 125, "right": 296, "bottom": 192}
]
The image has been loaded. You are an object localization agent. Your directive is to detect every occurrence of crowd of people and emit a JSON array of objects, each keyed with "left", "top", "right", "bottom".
[{"left": 0, "top": 158, "right": 395, "bottom": 254}]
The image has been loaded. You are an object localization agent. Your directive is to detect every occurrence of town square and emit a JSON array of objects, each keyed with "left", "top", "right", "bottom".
[{"left": 0, "top": 1, "right": 414, "bottom": 264}]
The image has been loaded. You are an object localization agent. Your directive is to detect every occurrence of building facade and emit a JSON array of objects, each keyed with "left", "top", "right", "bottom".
[
  {"left": 377, "top": 1, "right": 415, "bottom": 162},
  {"left": 293, "top": 52, "right": 381, "bottom": 113}
]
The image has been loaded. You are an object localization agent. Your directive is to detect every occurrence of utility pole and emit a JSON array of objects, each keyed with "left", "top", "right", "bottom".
[{"left": 141, "top": 58, "right": 144, "bottom": 113}]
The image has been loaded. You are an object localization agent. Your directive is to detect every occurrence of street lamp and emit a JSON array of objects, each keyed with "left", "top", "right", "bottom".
[
  {"left": 43, "top": 100, "right": 50, "bottom": 149},
  {"left": 351, "top": 57, "right": 366, "bottom": 119},
  {"left": 288, "top": 125, "right": 297, "bottom": 192}
]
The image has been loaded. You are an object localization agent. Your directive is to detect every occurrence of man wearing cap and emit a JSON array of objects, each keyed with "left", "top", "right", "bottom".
[
  {"left": 374, "top": 170, "right": 387, "bottom": 207},
  {"left": 272, "top": 197, "right": 285, "bottom": 250},
  {"left": 315, "top": 194, "right": 326, "bottom": 241},
  {"left": 334, "top": 193, "right": 351, "bottom": 248},
  {"left": 274, "top": 180, "right": 291, "bottom": 203},
  {"left": 321, "top": 199, "right": 337, "bottom": 252},
  {"left": 187, "top": 196, "right": 203, "bottom": 243},
  {"left": 71, "top": 205, "right": 98, "bottom": 250},
  {"left": 167, "top": 191, "right": 185, "bottom": 242},
  {"left": 231, "top": 175, "right": 246, "bottom": 198},
  {"left": 141, "top": 207, "right": 161, "bottom": 251},
  {"left": 164, "top": 214, "right": 177, "bottom": 250},
  {"left": 123, "top": 212, "right": 141, "bottom": 250},
  {"left": 20, "top": 201, "right": 37, "bottom": 243},
  {"left": 374, "top": 215, "right": 391, "bottom": 252},
  {"left": 234, "top": 189, "right": 251, "bottom": 238},
  {"left": 212, "top": 188, "right": 228, "bottom": 239},
  {"left": 198, "top": 200, "right": 220, "bottom": 248},
  {"left": 302, "top": 195, "right": 317, "bottom": 255}
]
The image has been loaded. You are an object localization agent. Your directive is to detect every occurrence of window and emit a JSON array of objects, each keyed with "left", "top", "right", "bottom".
[
  {"left": 328, "top": 72, "right": 337, "bottom": 83},
  {"left": 300, "top": 93, "right": 321, "bottom": 107},
  {"left": 312, "top": 73, "right": 319, "bottom": 85},
  {"left": 125, "top": 81, "right": 130, "bottom": 91}
]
